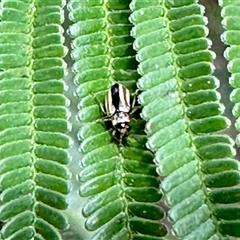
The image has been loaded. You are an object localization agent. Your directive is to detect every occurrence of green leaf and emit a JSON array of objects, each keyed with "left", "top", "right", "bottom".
[
  {"left": 130, "top": 0, "right": 239, "bottom": 239},
  {"left": 69, "top": 0, "right": 165, "bottom": 239},
  {"left": 0, "top": 0, "right": 69, "bottom": 239}
]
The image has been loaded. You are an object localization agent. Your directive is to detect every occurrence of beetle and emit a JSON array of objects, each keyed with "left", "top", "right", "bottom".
[{"left": 103, "top": 83, "right": 135, "bottom": 143}]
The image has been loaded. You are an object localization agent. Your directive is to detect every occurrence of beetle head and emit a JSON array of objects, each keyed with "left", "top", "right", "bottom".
[{"left": 115, "top": 122, "right": 131, "bottom": 135}]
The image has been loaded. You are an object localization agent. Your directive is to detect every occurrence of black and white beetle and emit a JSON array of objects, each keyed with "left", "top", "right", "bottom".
[{"left": 103, "top": 83, "right": 136, "bottom": 142}]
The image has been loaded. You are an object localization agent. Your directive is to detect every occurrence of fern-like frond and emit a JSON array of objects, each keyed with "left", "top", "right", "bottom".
[
  {"left": 0, "top": 0, "right": 70, "bottom": 239},
  {"left": 130, "top": 0, "right": 239, "bottom": 239},
  {"left": 69, "top": 0, "right": 166, "bottom": 239},
  {"left": 218, "top": 0, "right": 240, "bottom": 237}
]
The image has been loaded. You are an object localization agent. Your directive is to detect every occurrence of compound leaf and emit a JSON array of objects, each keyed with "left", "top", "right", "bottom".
[
  {"left": 69, "top": 0, "right": 166, "bottom": 239},
  {"left": 0, "top": 0, "right": 70, "bottom": 239},
  {"left": 130, "top": 0, "right": 239, "bottom": 239}
]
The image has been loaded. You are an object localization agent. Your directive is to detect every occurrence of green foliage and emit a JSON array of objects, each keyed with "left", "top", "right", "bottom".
[
  {"left": 69, "top": 0, "right": 166, "bottom": 239},
  {"left": 0, "top": 0, "right": 69, "bottom": 239},
  {"left": 219, "top": 0, "right": 240, "bottom": 237},
  {"left": 1, "top": 0, "right": 240, "bottom": 239},
  {"left": 130, "top": 0, "right": 240, "bottom": 239}
]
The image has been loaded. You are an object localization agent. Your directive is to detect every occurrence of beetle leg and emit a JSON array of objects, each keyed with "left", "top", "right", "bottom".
[
  {"left": 99, "top": 102, "right": 106, "bottom": 114},
  {"left": 112, "top": 129, "right": 118, "bottom": 140},
  {"left": 95, "top": 115, "right": 113, "bottom": 127},
  {"left": 96, "top": 97, "right": 106, "bottom": 114},
  {"left": 119, "top": 134, "right": 124, "bottom": 145},
  {"left": 90, "top": 92, "right": 106, "bottom": 114},
  {"left": 130, "top": 106, "right": 141, "bottom": 115},
  {"left": 102, "top": 116, "right": 112, "bottom": 121},
  {"left": 131, "top": 88, "right": 140, "bottom": 106},
  {"left": 131, "top": 93, "right": 137, "bottom": 109}
]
